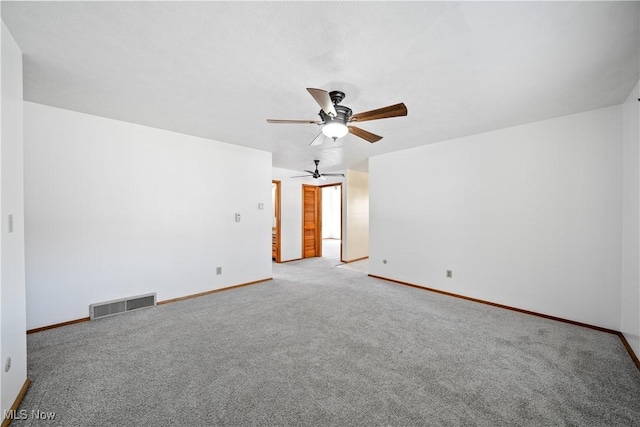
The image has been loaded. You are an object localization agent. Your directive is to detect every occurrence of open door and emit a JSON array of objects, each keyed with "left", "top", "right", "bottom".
[
  {"left": 302, "top": 184, "right": 321, "bottom": 258},
  {"left": 272, "top": 180, "right": 281, "bottom": 262}
]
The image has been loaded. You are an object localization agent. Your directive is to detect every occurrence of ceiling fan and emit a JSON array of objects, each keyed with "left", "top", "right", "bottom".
[
  {"left": 267, "top": 88, "right": 407, "bottom": 145},
  {"left": 291, "top": 160, "right": 345, "bottom": 180}
]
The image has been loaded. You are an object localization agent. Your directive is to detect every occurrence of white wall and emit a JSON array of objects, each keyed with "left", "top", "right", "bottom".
[
  {"left": 344, "top": 170, "right": 369, "bottom": 262},
  {"left": 1, "top": 20, "right": 27, "bottom": 418},
  {"left": 24, "top": 102, "right": 272, "bottom": 330},
  {"left": 622, "top": 81, "right": 640, "bottom": 356},
  {"left": 370, "top": 106, "right": 623, "bottom": 330}
]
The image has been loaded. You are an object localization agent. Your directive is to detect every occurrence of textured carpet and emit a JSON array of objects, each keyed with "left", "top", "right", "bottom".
[
  {"left": 13, "top": 256, "right": 640, "bottom": 426},
  {"left": 337, "top": 259, "right": 369, "bottom": 274}
]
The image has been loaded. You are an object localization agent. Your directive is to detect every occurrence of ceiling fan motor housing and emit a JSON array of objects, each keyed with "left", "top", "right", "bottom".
[{"left": 320, "top": 104, "right": 352, "bottom": 125}]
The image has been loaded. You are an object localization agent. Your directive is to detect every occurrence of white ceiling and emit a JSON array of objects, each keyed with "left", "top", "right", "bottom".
[{"left": 2, "top": 1, "right": 638, "bottom": 174}]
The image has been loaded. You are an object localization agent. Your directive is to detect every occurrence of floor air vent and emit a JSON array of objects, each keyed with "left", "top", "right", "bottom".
[{"left": 90, "top": 293, "right": 156, "bottom": 320}]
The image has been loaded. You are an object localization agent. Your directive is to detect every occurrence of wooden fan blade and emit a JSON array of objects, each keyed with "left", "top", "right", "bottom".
[
  {"left": 350, "top": 103, "right": 407, "bottom": 123},
  {"left": 307, "top": 88, "right": 337, "bottom": 117},
  {"left": 321, "top": 173, "right": 345, "bottom": 177},
  {"left": 304, "top": 170, "right": 315, "bottom": 174},
  {"left": 348, "top": 126, "right": 383, "bottom": 143},
  {"left": 267, "top": 119, "right": 321, "bottom": 124}
]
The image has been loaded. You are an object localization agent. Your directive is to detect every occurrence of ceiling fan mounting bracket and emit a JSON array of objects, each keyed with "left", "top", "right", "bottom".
[{"left": 329, "top": 90, "right": 346, "bottom": 105}]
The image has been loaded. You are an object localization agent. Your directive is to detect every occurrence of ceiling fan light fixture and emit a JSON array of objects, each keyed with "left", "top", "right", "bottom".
[{"left": 322, "top": 121, "right": 348, "bottom": 141}]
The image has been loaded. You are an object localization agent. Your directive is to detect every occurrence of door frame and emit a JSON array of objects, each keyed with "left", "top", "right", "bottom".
[{"left": 272, "top": 180, "right": 281, "bottom": 263}]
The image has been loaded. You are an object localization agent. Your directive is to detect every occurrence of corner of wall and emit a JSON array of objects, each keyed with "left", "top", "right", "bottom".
[
  {"left": 0, "top": 18, "right": 28, "bottom": 419},
  {"left": 621, "top": 80, "right": 640, "bottom": 357},
  {"left": 344, "top": 170, "right": 369, "bottom": 262}
]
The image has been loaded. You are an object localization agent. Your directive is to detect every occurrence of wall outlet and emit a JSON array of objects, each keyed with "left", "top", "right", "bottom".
[
  {"left": 258, "top": 203, "right": 264, "bottom": 210},
  {"left": 8, "top": 214, "right": 13, "bottom": 233},
  {"left": 4, "top": 357, "right": 11, "bottom": 372},
  {"left": 446, "top": 270, "right": 453, "bottom": 278},
  {"left": 235, "top": 213, "right": 241, "bottom": 222},
  {"left": 216, "top": 267, "right": 222, "bottom": 275}
]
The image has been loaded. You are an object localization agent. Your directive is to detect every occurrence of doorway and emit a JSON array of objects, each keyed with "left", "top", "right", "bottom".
[
  {"left": 321, "top": 183, "right": 342, "bottom": 262},
  {"left": 301, "top": 182, "right": 343, "bottom": 261}
]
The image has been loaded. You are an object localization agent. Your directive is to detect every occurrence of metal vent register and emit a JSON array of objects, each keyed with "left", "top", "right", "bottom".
[{"left": 89, "top": 293, "right": 156, "bottom": 320}]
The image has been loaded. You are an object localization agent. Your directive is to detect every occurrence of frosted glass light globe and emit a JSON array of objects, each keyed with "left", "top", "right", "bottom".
[{"left": 322, "top": 122, "right": 348, "bottom": 140}]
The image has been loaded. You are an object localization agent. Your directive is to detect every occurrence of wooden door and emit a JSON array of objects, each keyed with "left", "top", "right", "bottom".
[{"left": 302, "top": 185, "right": 321, "bottom": 258}]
